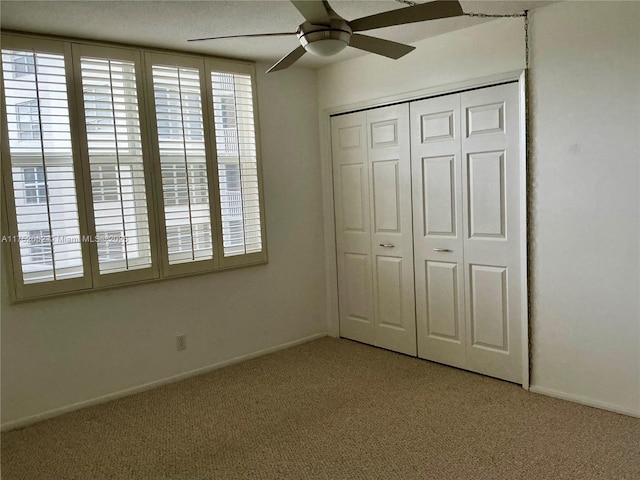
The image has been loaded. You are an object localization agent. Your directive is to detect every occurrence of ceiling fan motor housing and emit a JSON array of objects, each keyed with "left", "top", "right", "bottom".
[{"left": 297, "top": 20, "right": 352, "bottom": 57}]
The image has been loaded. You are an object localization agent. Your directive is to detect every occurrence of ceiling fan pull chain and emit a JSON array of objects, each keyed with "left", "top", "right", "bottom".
[
  {"left": 461, "top": 9, "right": 530, "bottom": 69},
  {"left": 389, "top": 1, "right": 531, "bottom": 70},
  {"left": 524, "top": 10, "right": 530, "bottom": 70},
  {"left": 462, "top": 12, "right": 527, "bottom": 18}
]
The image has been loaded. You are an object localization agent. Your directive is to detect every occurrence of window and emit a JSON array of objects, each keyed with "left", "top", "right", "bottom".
[
  {"left": 16, "top": 100, "right": 40, "bottom": 140},
  {"left": 154, "top": 87, "right": 204, "bottom": 141},
  {"left": 78, "top": 52, "right": 154, "bottom": 281},
  {"left": 25, "top": 229, "right": 53, "bottom": 267},
  {"left": 161, "top": 164, "right": 208, "bottom": 206},
  {"left": 10, "top": 53, "right": 35, "bottom": 78},
  {"left": 2, "top": 43, "right": 86, "bottom": 295},
  {"left": 212, "top": 71, "right": 263, "bottom": 258},
  {"left": 166, "top": 224, "right": 213, "bottom": 261},
  {"left": 22, "top": 166, "right": 47, "bottom": 204},
  {"left": 218, "top": 163, "right": 243, "bottom": 249},
  {"left": 91, "top": 165, "right": 121, "bottom": 202},
  {"left": 83, "top": 88, "right": 113, "bottom": 132},
  {"left": 1, "top": 35, "right": 266, "bottom": 301},
  {"left": 96, "top": 230, "right": 125, "bottom": 262},
  {"left": 150, "top": 59, "right": 214, "bottom": 269},
  {"left": 161, "top": 165, "right": 187, "bottom": 205}
]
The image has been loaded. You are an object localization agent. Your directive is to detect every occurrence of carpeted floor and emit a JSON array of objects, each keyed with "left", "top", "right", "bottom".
[{"left": 2, "top": 337, "right": 639, "bottom": 480}]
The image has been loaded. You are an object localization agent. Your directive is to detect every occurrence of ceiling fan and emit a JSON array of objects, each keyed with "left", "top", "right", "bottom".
[{"left": 188, "top": 0, "right": 464, "bottom": 73}]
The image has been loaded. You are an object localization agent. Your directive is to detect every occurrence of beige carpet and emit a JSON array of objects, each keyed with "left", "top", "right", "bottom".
[{"left": 2, "top": 337, "right": 639, "bottom": 480}]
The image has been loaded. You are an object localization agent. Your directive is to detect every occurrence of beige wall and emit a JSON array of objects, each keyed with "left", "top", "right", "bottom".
[
  {"left": 318, "top": 1, "right": 640, "bottom": 415},
  {"left": 1, "top": 64, "right": 328, "bottom": 427}
]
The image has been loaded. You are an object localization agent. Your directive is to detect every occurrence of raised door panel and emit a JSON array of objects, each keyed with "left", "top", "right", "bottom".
[
  {"left": 376, "top": 255, "right": 404, "bottom": 328},
  {"left": 423, "top": 155, "right": 457, "bottom": 237},
  {"left": 425, "top": 261, "right": 461, "bottom": 341},
  {"left": 367, "top": 104, "right": 416, "bottom": 356},
  {"left": 343, "top": 253, "right": 373, "bottom": 325},
  {"left": 336, "top": 120, "right": 367, "bottom": 164},
  {"left": 338, "top": 124, "right": 363, "bottom": 151},
  {"left": 332, "top": 112, "right": 374, "bottom": 345},
  {"left": 339, "top": 164, "right": 367, "bottom": 233},
  {"left": 467, "top": 151, "right": 506, "bottom": 239},
  {"left": 371, "top": 119, "right": 398, "bottom": 148},
  {"left": 411, "top": 95, "right": 466, "bottom": 366},
  {"left": 461, "top": 82, "right": 522, "bottom": 383},
  {"left": 469, "top": 264, "right": 508, "bottom": 352},
  {"left": 421, "top": 110, "right": 455, "bottom": 143},
  {"left": 466, "top": 102, "right": 505, "bottom": 137},
  {"left": 372, "top": 160, "right": 400, "bottom": 234}
]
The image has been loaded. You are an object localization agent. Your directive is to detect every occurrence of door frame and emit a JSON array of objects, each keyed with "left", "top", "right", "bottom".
[{"left": 320, "top": 69, "right": 529, "bottom": 389}]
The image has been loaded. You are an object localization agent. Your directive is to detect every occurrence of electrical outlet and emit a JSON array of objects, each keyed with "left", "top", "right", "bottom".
[{"left": 176, "top": 334, "right": 186, "bottom": 351}]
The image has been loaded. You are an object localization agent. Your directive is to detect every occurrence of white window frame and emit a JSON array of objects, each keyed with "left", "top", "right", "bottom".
[
  {"left": 144, "top": 52, "right": 219, "bottom": 277},
  {"left": 1, "top": 35, "right": 93, "bottom": 300},
  {"left": 72, "top": 43, "right": 161, "bottom": 288},
  {"left": 1, "top": 34, "right": 267, "bottom": 302},
  {"left": 206, "top": 60, "right": 267, "bottom": 269}
]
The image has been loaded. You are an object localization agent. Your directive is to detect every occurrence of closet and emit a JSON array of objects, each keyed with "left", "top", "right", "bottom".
[{"left": 331, "top": 82, "right": 524, "bottom": 383}]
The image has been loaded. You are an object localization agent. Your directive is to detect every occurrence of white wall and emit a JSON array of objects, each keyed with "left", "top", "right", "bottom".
[
  {"left": 527, "top": 1, "right": 639, "bottom": 414},
  {"left": 317, "top": 18, "right": 525, "bottom": 111},
  {"left": 0, "top": 64, "right": 328, "bottom": 427},
  {"left": 318, "top": 2, "right": 640, "bottom": 415}
]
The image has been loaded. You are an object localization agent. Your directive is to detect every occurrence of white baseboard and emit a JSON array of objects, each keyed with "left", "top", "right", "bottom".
[
  {"left": 529, "top": 384, "right": 640, "bottom": 418},
  {"left": 1, "top": 332, "right": 328, "bottom": 432}
]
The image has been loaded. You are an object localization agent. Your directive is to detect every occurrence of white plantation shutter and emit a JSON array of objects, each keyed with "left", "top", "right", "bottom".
[
  {"left": 77, "top": 48, "right": 155, "bottom": 280},
  {"left": 1, "top": 41, "right": 90, "bottom": 295},
  {"left": 211, "top": 70, "right": 264, "bottom": 259},
  {"left": 147, "top": 55, "right": 216, "bottom": 273},
  {"left": 2, "top": 34, "right": 267, "bottom": 301}
]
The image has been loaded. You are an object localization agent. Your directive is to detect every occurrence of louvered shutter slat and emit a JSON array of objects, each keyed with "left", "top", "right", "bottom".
[
  {"left": 211, "top": 72, "right": 263, "bottom": 257},
  {"left": 2, "top": 49, "right": 85, "bottom": 284},
  {"left": 151, "top": 65, "right": 213, "bottom": 265},
  {"left": 80, "top": 56, "right": 153, "bottom": 275}
]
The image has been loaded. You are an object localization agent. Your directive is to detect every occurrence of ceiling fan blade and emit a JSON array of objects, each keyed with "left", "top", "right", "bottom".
[
  {"left": 267, "top": 45, "right": 307, "bottom": 73},
  {"left": 349, "top": 34, "right": 415, "bottom": 59},
  {"left": 290, "top": 0, "right": 332, "bottom": 26},
  {"left": 349, "top": 0, "right": 464, "bottom": 32},
  {"left": 188, "top": 32, "right": 297, "bottom": 42}
]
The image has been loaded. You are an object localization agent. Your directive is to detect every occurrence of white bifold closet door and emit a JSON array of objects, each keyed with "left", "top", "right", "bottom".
[
  {"left": 411, "top": 82, "right": 523, "bottom": 383},
  {"left": 332, "top": 103, "right": 416, "bottom": 356}
]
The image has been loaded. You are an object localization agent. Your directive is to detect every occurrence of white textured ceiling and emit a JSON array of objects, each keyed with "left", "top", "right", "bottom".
[{"left": 0, "top": 1, "right": 553, "bottom": 70}]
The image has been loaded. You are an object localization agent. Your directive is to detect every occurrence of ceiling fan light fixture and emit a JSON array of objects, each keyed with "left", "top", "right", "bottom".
[{"left": 298, "top": 27, "right": 351, "bottom": 57}]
